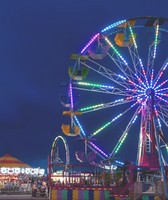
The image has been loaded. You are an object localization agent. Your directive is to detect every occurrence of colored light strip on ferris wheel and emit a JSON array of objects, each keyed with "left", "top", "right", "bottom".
[
  {"left": 128, "top": 78, "right": 146, "bottom": 91},
  {"left": 155, "top": 79, "right": 168, "bottom": 90},
  {"left": 118, "top": 74, "right": 126, "bottom": 80},
  {"left": 80, "top": 33, "right": 100, "bottom": 54},
  {"left": 134, "top": 73, "right": 146, "bottom": 88},
  {"left": 69, "top": 83, "right": 74, "bottom": 109},
  {"left": 79, "top": 103, "right": 104, "bottom": 112},
  {"left": 79, "top": 98, "right": 126, "bottom": 113},
  {"left": 141, "top": 67, "right": 150, "bottom": 88},
  {"left": 74, "top": 116, "right": 108, "bottom": 157},
  {"left": 156, "top": 92, "right": 168, "bottom": 97},
  {"left": 156, "top": 95, "right": 168, "bottom": 104},
  {"left": 101, "top": 20, "right": 126, "bottom": 33},
  {"left": 91, "top": 121, "right": 111, "bottom": 137},
  {"left": 91, "top": 101, "right": 138, "bottom": 137},
  {"left": 128, "top": 25, "right": 150, "bottom": 88},
  {"left": 104, "top": 37, "right": 128, "bottom": 65},
  {"left": 89, "top": 141, "right": 108, "bottom": 158},
  {"left": 153, "top": 24, "right": 159, "bottom": 59},
  {"left": 153, "top": 61, "right": 168, "bottom": 88},
  {"left": 154, "top": 105, "right": 161, "bottom": 127},
  {"left": 156, "top": 87, "right": 168, "bottom": 92},
  {"left": 129, "top": 25, "right": 137, "bottom": 49},
  {"left": 74, "top": 116, "right": 86, "bottom": 136},
  {"left": 112, "top": 107, "right": 141, "bottom": 157},
  {"left": 77, "top": 81, "right": 114, "bottom": 89},
  {"left": 114, "top": 132, "right": 128, "bottom": 154},
  {"left": 132, "top": 115, "right": 138, "bottom": 123},
  {"left": 150, "top": 69, "right": 154, "bottom": 87}
]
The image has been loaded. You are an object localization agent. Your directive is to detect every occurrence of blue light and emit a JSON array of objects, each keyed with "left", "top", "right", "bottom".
[{"left": 101, "top": 20, "right": 126, "bottom": 33}]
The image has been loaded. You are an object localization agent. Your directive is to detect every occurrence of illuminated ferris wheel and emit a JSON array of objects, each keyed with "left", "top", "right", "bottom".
[{"left": 62, "top": 17, "right": 168, "bottom": 169}]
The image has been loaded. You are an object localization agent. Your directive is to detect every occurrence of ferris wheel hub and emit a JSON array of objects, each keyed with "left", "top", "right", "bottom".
[{"left": 146, "top": 88, "right": 155, "bottom": 97}]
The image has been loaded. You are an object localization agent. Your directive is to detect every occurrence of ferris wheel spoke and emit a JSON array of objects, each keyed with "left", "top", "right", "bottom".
[
  {"left": 155, "top": 79, "right": 168, "bottom": 91},
  {"left": 158, "top": 128, "right": 168, "bottom": 147},
  {"left": 158, "top": 105, "right": 168, "bottom": 125},
  {"left": 106, "top": 51, "right": 135, "bottom": 80},
  {"left": 80, "top": 60, "right": 130, "bottom": 89},
  {"left": 104, "top": 37, "right": 128, "bottom": 66},
  {"left": 73, "top": 80, "right": 146, "bottom": 102},
  {"left": 156, "top": 92, "right": 168, "bottom": 99},
  {"left": 80, "top": 58, "right": 146, "bottom": 92},
  {"left": 105, "top": 48, "right": 147, "bottom": 90},
  {"left": 128, "top": 26, "right": 145, "bottom": 75},
  {"left": 90, "top": 100, "right": 139, "bottom": 138},
  {"left": 160, "top": 104, "right": 168, "bottom": 114},
  {"left": 147, "top": 22, "right": 159, "bottom": 75},
  {"left": 79, "top": 98, "right": 136, "bottom": 114},
  {"left": 153, "top": 23, "right": 159, "bottom": 59},
  {"left": 154, "top": 105, "right": 162, "bottom": 128},
  {"left": 156, "top": 87, "right": 168, "bottom": 93},
  {"left": 126, "top": 24, "right": 151, "bottom": 87},
  {"left": 73, "top": 85, "right": 129, "bottom": 96},
  {"left": 159, "top": 104, "right": 168, "bottom": 115},
  {"left": 158, "top": 113, "right": 168, "bottom": 129},
  {"left": 72, "top": 80, "right": 144, "bottom": 96},
  {"left": 74, "top": 116, "right": 109, "bottom": 159},
  {"left": 110, "top": 106, "right": 141, "bottom": 158},
  {"left": 153, "top": 58, "right": 168, "bottom": 88},
  {"left": 103, "top": 36, "right": 138, "bottom": 80},
  {"left": 156, "top": 94, "right": 168, "bottom": 105}
]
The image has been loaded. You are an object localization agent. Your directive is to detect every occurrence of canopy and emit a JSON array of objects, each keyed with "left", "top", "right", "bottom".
[{"left": 0, "top": 154, "right": 31, "bottom": 168}]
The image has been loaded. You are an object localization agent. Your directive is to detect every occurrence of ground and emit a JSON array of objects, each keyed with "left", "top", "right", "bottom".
[{"left": 0, "top": 194, "right": 49, "bottom": 200}]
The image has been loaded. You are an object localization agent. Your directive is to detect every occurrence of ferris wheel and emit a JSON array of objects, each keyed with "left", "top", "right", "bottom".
[{"left": 61, "top": 17, "right": 168, "bottom": 169}]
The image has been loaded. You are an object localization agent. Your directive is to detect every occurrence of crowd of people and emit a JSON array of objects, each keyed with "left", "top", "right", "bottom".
[{"left": 0, "top": 175, "right": 48, "bottom": 197}]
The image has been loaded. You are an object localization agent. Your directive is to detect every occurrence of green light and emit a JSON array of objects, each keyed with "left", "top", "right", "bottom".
[
  {"left": 166, "top": 145, "right": 168, "bottom": 152},
  {"left": 78, "top": 81, "right": 114, "bottom": 89},
  {"left": 92, "top": 121, "right": 111, "bottom": 136},
  {"left": 80, "top": 103, "right": 104, "bottom": 112},
  {"left": 114, "top": 132, "right": 128, "bottom": 154},
  {"left": 153, "top": 24, "right": 159, "bottom": 58},
  {"left": 104, "top": 37, "right": 128, "bottom": 65},
  {"left": 129, "top": 26, "right": 137, "bottom": 48}
]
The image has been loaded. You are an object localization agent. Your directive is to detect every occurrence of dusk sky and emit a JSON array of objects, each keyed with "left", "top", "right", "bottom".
[{"left": 0, "top": 1, "right": 168, "bottom": 170}]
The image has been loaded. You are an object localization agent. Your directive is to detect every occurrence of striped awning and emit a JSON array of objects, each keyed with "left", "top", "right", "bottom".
[{"left": 0, "top": 154, "right": 31, "bottom": 168}]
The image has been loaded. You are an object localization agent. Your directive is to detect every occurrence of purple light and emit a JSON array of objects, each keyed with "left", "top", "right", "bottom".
[
  {"left": 69, "top": 83, "right": 74, "bottom": 109},
  {"left": 80, "top": 33, "right": 100, "bottom": 54},
  {"left": 89, "top": 141, "right": 108, "bottom": 157}
]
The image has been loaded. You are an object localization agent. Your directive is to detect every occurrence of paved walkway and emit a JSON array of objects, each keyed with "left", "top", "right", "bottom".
[{"left": 0, "top": 195, "right": 49, "bottom": 200}]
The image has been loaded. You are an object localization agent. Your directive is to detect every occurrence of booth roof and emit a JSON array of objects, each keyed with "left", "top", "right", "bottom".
[{"left": 0, "top": 154, "right": 31, "bottom": 168}]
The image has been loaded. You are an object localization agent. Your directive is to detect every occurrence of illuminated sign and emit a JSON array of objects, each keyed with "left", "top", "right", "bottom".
[{"left": 0, "top": 167, "right": 45, "bottom": 176}]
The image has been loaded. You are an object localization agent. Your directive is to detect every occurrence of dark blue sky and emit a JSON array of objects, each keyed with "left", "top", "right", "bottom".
[{"left": 0, "top": 0, "right": 168, "bottom": 169}]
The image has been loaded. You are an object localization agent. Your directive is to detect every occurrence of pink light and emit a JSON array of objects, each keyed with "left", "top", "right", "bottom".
[
  {"left": 126, "top": 96, "right": 132, "bottom": 100},
  {"left": 138, "top": 108, "right": 142, "bottom": 114}
]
